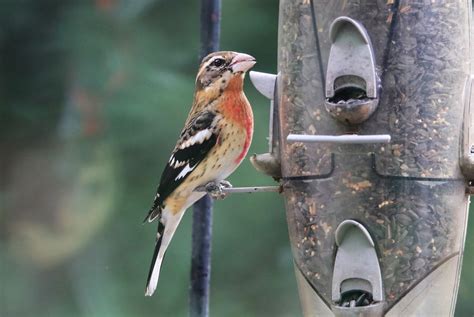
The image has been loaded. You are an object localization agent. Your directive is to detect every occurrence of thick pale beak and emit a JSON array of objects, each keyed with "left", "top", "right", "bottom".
[{"left": 230, "top": 53, "right": 256, "bottom": 73}]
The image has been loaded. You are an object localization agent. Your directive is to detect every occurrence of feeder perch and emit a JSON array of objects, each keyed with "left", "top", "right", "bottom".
[{"left": 249, "top": 71, "right": 282, "bottom": 179}]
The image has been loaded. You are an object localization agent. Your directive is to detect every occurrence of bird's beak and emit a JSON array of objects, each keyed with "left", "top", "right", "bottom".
[{"left": 230, "top": 53, "right": 256, "bottom": 73}]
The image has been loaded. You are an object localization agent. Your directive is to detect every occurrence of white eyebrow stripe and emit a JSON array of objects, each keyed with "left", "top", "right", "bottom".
[
  {"left": 209, "top": 56, "right": 223, "bottom": 62},
  {"left": 206, "top": 56, "right": 224, "bottom": 67}
]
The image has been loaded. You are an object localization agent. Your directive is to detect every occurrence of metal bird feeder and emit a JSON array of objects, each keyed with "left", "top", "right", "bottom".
[{"left": 250, "top": 0, "right": 473, "bottom": 316}]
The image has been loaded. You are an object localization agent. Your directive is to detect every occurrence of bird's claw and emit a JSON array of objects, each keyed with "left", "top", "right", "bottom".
[
  {"left": 204, "top": 180, "right": 233, "bottom": 200},
  {"left": 218, "top": 180, "right": 232, "bottom": 189}
]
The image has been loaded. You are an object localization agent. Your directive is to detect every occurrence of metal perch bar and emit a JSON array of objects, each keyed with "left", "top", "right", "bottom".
[
  {"left": 195, "top": 185, "right": 282, "bottom": 194},
  {"left": 287, "top": 134, "right": 391, "bottom": 144}
]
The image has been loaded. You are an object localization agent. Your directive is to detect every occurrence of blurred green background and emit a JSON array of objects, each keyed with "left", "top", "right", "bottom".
[{"left": 0, "top": 1, "right": 472, "bottom": 316}]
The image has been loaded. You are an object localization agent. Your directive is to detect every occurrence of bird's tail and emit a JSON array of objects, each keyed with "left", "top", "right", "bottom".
[
  {"left": 145, "top": 208, "right": 184, "bottom": 296},
  {"left": 145, "top": 220, "right": 165, "bottom": 296}
]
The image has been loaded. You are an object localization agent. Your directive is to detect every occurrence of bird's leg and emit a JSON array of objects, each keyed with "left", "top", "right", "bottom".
[{"left": 200, "top": 180, "right": 233, "bottom": 200}]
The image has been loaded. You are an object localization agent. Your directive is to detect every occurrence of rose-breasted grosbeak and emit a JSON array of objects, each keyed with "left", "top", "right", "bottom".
[{"left": 144, "top": 51, "right": 256, "bottom": 296}]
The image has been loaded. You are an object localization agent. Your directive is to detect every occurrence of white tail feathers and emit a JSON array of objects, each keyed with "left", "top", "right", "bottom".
[
  {"left": 145, "top": 244, "right": 165, "bottom": 296},
  {"left": 144, "top": 208, "right": 185, "bottom": 296}
]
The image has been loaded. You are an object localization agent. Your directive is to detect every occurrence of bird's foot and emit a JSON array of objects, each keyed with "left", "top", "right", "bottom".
[{"left": 203, "top": 180, "right": 233, "bottom": 200}]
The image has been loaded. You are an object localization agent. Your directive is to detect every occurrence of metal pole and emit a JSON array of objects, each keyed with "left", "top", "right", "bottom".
[{"left": 189, "top": 1, "right": 220, "bottom": 317}]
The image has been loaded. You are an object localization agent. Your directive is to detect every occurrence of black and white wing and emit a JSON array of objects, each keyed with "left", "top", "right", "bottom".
[{"left": 145, "top": 111, "right": 220, "bottom": 222}]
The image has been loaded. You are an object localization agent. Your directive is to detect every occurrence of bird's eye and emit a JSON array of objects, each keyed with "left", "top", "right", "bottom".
[{"left": 211, "top": 58, "right": 225, "bottom": 67}]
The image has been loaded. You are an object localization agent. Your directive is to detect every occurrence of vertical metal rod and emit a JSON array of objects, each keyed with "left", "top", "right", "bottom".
[
  {"left": 190, "top": 195, "right": 214, "bottom": 317},
  {"left": 189, "top": 1, "right": 220, "bottom": 317},
  {"left": 309, "top": 0, "right": 326, "bottom": 93}
]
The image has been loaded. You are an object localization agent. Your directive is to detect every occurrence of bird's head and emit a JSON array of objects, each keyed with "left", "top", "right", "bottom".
[{"left": 195, "top": 51, "right": 256, "bottom": 94}]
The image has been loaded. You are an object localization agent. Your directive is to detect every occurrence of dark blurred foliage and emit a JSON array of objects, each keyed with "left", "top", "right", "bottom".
[{"left": 0, "top": 1, "right": 472, "bottom": 316}]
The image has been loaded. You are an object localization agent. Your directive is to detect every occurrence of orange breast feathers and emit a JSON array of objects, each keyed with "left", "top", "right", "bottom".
[{"left": 219, "top": 77, "right": 254, "bottom": 163}]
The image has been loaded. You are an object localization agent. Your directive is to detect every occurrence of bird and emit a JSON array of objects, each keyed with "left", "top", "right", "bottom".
[{"left": 143, "top": 51, "right": 256, "bottom": 296}]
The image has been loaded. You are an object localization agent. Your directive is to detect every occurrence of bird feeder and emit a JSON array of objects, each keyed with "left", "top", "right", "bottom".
[{"left": 251, "top": 1, "right": 473, "bottom": 316}]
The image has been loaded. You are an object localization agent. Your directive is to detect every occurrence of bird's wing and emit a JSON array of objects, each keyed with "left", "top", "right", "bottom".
[{"left": 145, "top": 110, "right": 220, "bottom": 221}]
